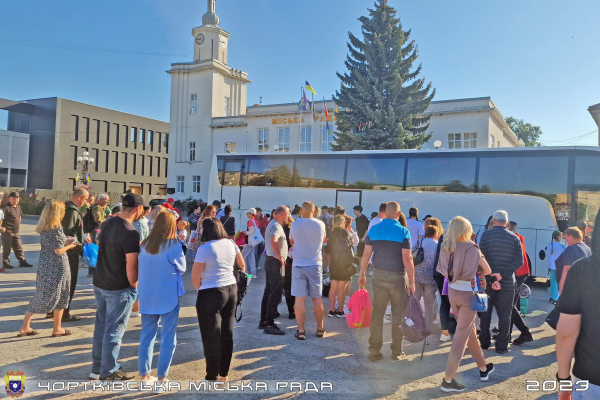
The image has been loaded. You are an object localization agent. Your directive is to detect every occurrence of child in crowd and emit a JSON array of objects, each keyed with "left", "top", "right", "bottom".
[{"left": 177, "top": 220, "right": 189, "bottom": 253}]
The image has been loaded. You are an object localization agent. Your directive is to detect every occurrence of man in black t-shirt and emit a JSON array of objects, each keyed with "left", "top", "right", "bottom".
[
  {"left": 353, "top": 205, "right": 369, "bottom": 257},
  {"left": 556, "top": 255, "right": 600, "bottom": 397},
  {"left": 1, "top": 192, "right": 33, "bottom": 269},
  {"left": 90, "top": 194, "right": 143, "bottom": 381}
]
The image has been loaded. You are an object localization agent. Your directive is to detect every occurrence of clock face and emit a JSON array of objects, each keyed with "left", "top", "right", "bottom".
[
  {"left": 195, "top": 33, "right": 205, "bottom": 45},
  {"left": 219, "top": 38, "right": 227, "bottom": 48}
]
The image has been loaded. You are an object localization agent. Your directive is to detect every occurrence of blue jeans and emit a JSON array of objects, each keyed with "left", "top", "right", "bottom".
[
  {"left": 138, "top": 303, "right": 180, "bottom": 378},
  {"left": 549, "top": 269, "right": 559, "bottom": 301},
  {"left": 92, "top": 286, "right": 137, "bottom": 378}
]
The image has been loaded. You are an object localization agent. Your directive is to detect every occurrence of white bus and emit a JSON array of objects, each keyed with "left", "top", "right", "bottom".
[{"left": 208, "top": 146, "right": 600, "bottom": 277}]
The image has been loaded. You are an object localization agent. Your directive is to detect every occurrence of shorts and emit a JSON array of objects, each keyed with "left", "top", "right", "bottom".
[{"left": 291, "top": 265, "right": 323, "bottom": 298}]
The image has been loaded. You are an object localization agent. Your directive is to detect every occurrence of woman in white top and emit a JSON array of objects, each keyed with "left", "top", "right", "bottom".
[
  {"left": 436, "top": 216, "right": 493, "bottom": 393},
  {"left": 192, "top": 218, "right": 246, "bottom": 382},
  {"left": 545, "top": 231, "right": 565, "bottom": 304}
]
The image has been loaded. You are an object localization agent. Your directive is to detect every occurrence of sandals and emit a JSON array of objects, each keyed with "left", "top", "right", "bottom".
[
  {"left": 17, "top": 330, "right": 40, "bottom": 337},
  {"left": 295, "top": 330, "right": 306, "bottom": 340},
  {"left": 52, "top": 329, "right": 73, "bottom": 337},
  {"left": 316, "top": 328, "right": 326, "bottom": 338}
]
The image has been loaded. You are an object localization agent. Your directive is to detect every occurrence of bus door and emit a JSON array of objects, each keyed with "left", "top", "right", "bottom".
[
  {"left": 219, "top": 159, "right": 245, "bottom": 210},
  {"left": 573, "top": 187, "right": 600, "bottom": 239},
  {"left": 336, "top": 190, "right": 362, "bottom": 218}
]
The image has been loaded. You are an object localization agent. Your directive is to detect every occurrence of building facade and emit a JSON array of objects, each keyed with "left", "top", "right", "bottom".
[
  {"left": 167, "top": 1, "right": 523, "bottom": 201},
  {"left": 0, "top": 130, "right": 30, "bottom": 187},
  {"left": 3, "top": 97, "right": 170, "bottom": 194}
]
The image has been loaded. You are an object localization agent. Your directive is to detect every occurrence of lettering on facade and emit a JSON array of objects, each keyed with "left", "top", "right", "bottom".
[{"left": 271, "top": 113, "right": 335, "bottom": 125}]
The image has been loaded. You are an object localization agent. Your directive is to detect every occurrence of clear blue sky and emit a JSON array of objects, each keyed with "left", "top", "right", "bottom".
[{"left": 1, "top": 0, "right": 599, "bottom": 145}]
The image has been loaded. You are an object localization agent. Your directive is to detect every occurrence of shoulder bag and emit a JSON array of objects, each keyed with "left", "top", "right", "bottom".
[
  {"left": 412, "top": 239, "right": 424, "bottom": 266},
  {"left": 470, "top": 277, "right": 488, "bottom": 312},
  {"left": 248, "top": 219, "right": 264, "bottom": 247}
]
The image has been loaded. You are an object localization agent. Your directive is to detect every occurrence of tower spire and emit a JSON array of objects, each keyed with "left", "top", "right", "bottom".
[{"left": 202, "top": 0, "right": 219, "bottom": 26}]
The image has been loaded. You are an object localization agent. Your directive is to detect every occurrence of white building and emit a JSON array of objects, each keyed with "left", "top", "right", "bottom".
[
  {"left": 0, "top": 129, "right": 30, "bottom": 188},
  {"left": 167, "top": 1, "right": 523, "bottom": 201}
]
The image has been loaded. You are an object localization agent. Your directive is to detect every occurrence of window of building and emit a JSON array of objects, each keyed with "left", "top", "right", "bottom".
[
  {"left": 190, "top": 94, "right": 197, "bottom": 115},
  {"left": 95, "top": 119, "right": 101, "bottom": 144},
  {"left": 277, "top": 128, "right": 290, "bottom": 152},
  {"left": 192, "top": 175, "right": 201, "bottom": 193},
  {"left": 164, "top": 157, "right": 168, "bottom": 176},
  {"left": 103, "top": 150, "right": 109, "bottom": 172},
  {"left": 131, "top": 154, "right": 137, "bottom": 175},
  {"left": 406, "top": 157, "right": 477, "bottom": 192},
  {"left": 105, "top": 122, "right": 111, "bottom": 146},
  {"left": 176, "top": 175, "right": 185, "bottom": 193},
  {"left": 71, "top": 145, "right": 78, "bottom": 170},
  {"left": 148, "top": 130, "right": 153, "bottom": 149},
  {"left": 448, "top": 133, "right": 462, "bottom": 149},
  {"left": 131, "top": 127, "right": 137, "bottom": 143},
  {"left": 113, "top": 151, "right": 119, "bottom": 173},
  {"left": 225, "top": 142, "right": 236, "bottom": 153},
  {"left": 346, "top": 156, "right": 405, "bottom": 190},
  {"left": 148, "top": 156, "right": 153, "bottom": 176},
  {"left": 157, "top": 157, "right": 161, "bottom": 177},
  {"left": 224, "top": 97, "right": 230, "bottom": 117},
  {"left": 123, "top": 125, "right": 129, "bottom": 148},
  {"left": 163, "top": 133, "right": 169, "bottom": 153},
  {"left": 140, "top": 129, "right": 145, "bottom": 144},
  {"left": 490, "top": 135, "right": 495, "bottom": 148},
  {"left": 72, "top": 115, "right": 79, "bottom": 141},
  {"left": 84, "top": 117, "right": 90, "bottom": 142},
  {"left": 122, "top": 152, "right": 128, "bottom": 174},
  {"left": 299, "top": 127, "right": 312, "bottom": 152},
  {"left": 463, "top": 132, "right": 477, "bottom": 148},
  {"left": 258, "top": 128, "right": 269, "bottom": 152},
  {"left": 294, "top": 157, "right": 345, "bottom": 188},
  {"left": 321, "top": 126, "right": 333, "bottom": 151},
  {"left": 140, "top": 155, "right": 145, "bottom": 176},
  {"left": 114, "top": 124, "right": 120, "bottom": 147},
  {"left": 189, "top": 142, "right": 196, "bottom": 161},
  {"left": 94, "top": 149, "right": 99, "bottom": 172}
]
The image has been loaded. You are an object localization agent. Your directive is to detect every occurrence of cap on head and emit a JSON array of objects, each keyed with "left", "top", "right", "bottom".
[
  {"left": 122, "top": 193, "right": 145, "bottom": 208},
  {"left": 8, "top": 191, "right": 19, "bottom": 198},
  {"left": 247, "top": 208, "right": 257, "bottom": 215},
  {"left": 422, "top": 214, "right": 432, "bottom": 221},
  {"left": 167, "top": 198, "right": 175, "bottom": 203}
]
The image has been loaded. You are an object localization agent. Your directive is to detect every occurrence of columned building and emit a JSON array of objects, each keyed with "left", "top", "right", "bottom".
[{"left": 167, "top": 1, "right": 523, "bottom": 201}]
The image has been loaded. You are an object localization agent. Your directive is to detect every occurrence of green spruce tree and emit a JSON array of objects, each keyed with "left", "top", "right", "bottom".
[{"left": 333, "top": 0, "right": 435, "bottom": 150}]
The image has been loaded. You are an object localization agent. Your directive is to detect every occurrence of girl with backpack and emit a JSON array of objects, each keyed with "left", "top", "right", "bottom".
[
  {"left": 436, "top": 216, "right": 494, "bottom": 393},
  {"left": 328, "top": 215, "right": 358, "bottom": 318}
]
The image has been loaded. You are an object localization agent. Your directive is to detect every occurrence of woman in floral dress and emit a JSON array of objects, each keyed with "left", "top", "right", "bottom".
[{"left": 18, "top": 200, "right": 77, "bottom": 337}]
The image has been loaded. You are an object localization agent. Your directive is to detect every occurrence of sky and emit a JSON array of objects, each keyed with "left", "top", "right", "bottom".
[{"left": 1, "top": 0, "right": 599, "bottom": 146}]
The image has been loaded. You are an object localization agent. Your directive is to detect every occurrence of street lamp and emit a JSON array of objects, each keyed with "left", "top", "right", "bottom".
[
  {"left": 434, "top": 140, "right": 442, "bottom": 149},
  {"left": 77, "top": 150, "right": 95, "bottom": 187}
]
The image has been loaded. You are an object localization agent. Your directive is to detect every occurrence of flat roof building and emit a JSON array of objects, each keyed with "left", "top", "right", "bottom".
[
  {"left": 0, "top": 129, "right": 30, "bottom": 187},
  {"left": 2, "top": 97, "right": 170, "bottom": 194}
]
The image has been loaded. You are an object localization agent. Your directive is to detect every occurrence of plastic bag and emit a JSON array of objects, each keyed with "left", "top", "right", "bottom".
[
  {"left": 83, "top": 242, "right": 99, "bottom": 267},
  {"left": 346, "top": 286, "right": 372, "bottom": 329}
]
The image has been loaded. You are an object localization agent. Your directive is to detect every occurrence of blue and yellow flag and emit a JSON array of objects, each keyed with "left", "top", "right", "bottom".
[
  {"left": 334, "top": 103, "right": 339, "bottom": 113},
  {"left": 86, "top": 174, "right": 92, "bottom": 184},
  {"left": 305, "top": 81, "right": 316, "bottom": 96}
]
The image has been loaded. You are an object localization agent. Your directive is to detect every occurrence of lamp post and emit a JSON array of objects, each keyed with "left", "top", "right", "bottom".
[
  {"left": 434, "top": 140, "right": 442, "bottom": 149},
  {"left": 76, "top": 151, "right": 95, "bottom": 187}
]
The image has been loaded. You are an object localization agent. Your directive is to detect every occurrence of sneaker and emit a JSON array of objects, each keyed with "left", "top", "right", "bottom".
[
  {"left": 258, "top": 322, "right": 266, "bottom": 329},
  {"left": 131, "top": 311, "right": 141, "bottom": 318},
  {"left": 264, "top": 325, "right": 285, "bottom": 335},
  {"left": 87, "top": 274, "right": 93, "bottom": 278},
  {"left": 101, "top": 370, "right": 135, "bottom": 381},
  {"left": 479, "top": 363, "right": 494, "bottom": 381},
  {"left": 328, "top": 310, "right": 337, "bottom": 318},
  {"left": 440, "top": 333, "right": 451, "bottom": 342},
  {"left": 273, "top": 311, "right": 280, "bottom": 319},
  {"left": 513, "top": 333, "right": 533, "bottom": 346},
  {"left": 19, "top": 262, "right": 33, "bottom": 268},
  {"left": 89, "top": 373, "right": 100, "bottom": 381},
  {"left": 383, "top": 315, "right": 392, "bottom": 325},
  {"left": 336, "top": 311, "right": 346, "bottom": 318},
  {"left": 391, "top": 352, "right": 406, "bottom": 361},
  {"left": 368, "top": 270, "right": 373, "bottom": 276},
  {"left": 440, "top": 378, "right": 465, "bottom": 392},
  {"left": 495, "top": 349, "right": 508, "bottom": 354},
  {"left": 368, "top": 353, "right": 383, "bottom": 362},
  {"left": 550, "top": 299, "right": 557, "bottom": 305},
  {"left": 3, "top": 264, "right": 14, "bottom": 270}
]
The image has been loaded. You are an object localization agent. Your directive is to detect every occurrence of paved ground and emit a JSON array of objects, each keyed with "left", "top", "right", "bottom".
[{"left": 1, "top": 217, "right": 561, "bottom": 399}]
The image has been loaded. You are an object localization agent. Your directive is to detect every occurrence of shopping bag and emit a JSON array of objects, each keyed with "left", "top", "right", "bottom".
[
  {"left": 83, "top": 242, "right": 99, "bottom": 267},
  {"left": 346, "top": 286, "right": 372, "bottom": 329}
]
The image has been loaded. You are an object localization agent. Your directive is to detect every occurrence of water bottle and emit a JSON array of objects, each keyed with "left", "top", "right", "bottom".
[
  {"left": 520, "top": 297, "right": 528, "bottom": 315},
  {"left": 404, "top": 317, "right": 414, "bottom": 327}
]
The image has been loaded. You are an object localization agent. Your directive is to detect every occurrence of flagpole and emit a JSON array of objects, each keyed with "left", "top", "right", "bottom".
[
  {"left": 299, "top": 87, "right": 303, "bottom": 144},
  {"left": 311, "top": 92, "right": 315, "bottom": 151}
]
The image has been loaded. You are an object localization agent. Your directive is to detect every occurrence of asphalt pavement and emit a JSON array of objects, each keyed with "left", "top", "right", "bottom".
[{"left": 0, "top": 217, "right": 561, "bottom": 399}]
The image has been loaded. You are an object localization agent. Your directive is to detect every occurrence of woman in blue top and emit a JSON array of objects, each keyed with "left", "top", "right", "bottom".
[
  {"left": 137, "top": 211, "right": 186, "bottom": 384},
  {"left": 545, "top": 231, "right": 565, "bottom": 304}
]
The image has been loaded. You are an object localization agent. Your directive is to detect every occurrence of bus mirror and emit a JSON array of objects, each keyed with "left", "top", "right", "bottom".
[{"left": 539, "top": 250, "right": 546, "bottom": 260}]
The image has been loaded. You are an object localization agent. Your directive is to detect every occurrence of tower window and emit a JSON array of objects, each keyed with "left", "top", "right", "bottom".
[
  {"left": 224, "top": 97, "right": 230, "bottom": 117},
  {"left": 190, "top": 94, "right": 197, "bottom": 115},
  {"left": 189, "top": 141, "right": 196, "bottom": 161}
]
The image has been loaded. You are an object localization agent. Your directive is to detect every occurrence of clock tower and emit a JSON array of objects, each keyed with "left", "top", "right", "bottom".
[{"left": 167, "top": 0, "right": 250, "bottom": 200}]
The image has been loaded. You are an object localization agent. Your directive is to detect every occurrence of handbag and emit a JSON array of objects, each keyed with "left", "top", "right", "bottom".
[
  {"left": 412, "top": 239, "right": 424, "bottom": 266},
  {"left": 248, "top": 220, "right": 264, "bottom": 247},
  {"left": 470, "top": 277, "right": 489, "bottom": 312}
]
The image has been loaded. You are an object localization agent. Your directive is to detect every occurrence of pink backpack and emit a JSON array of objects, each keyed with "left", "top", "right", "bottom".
[{"left": 346, "top": 287, "right": 372, "bottom": 329}]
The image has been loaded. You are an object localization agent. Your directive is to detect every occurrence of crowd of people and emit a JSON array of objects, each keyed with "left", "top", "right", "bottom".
[{"left": 3, "top": 189, "right": 598, "bottom": 397}]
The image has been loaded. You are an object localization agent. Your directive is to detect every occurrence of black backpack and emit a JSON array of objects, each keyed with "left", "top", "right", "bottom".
[
  {"left": 233, "top": 264, "right": 248, "bottom": 323},
  {"left": 82, "top": 207, "right": 97, "bottom": 234},
  {"left": 330, "top": 233, "right": 354, "bottom": 269}
]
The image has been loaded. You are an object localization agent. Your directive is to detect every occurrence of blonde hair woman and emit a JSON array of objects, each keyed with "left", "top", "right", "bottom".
[
  {"left": 138, "top": 211, "right": 186, "bottom": 384},
  {"left": 327, "top": 215, "right": 358, "bottom": 318},
  {"left": 436, "top": 216, "right": 493, "bottom": 392},
  {"left": 147, "top": 205, "right": 165, "bottom": 231},
  {"left": 18, "top": 200, "right": 78, "bottom": 337}
]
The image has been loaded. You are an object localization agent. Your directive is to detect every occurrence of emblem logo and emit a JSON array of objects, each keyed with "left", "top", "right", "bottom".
[{"left": 4, "top": 371, "right": 26, "bottom": 398}]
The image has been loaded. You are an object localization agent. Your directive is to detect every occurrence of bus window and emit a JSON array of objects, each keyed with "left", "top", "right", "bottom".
[
  {"left": 222, "top": 160, "right": 243, "bottom": 186},
  {"left": 346, "top": 156, "right": 405, "bottom": 190},
  {"left": 294, "top": 157, "right": 345, "bottom": 188},
  {"left": 479, "top": 155, "right": 568, "bottom": 228},
  {"left": 245, "top": 156, "right": 294, "bottom": 187},
  {"left": 575, "top": 155, "right": 600, "bottom": 185},
  {"left": 406, "top": 157, "right": 476, "bottom": 192}
]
